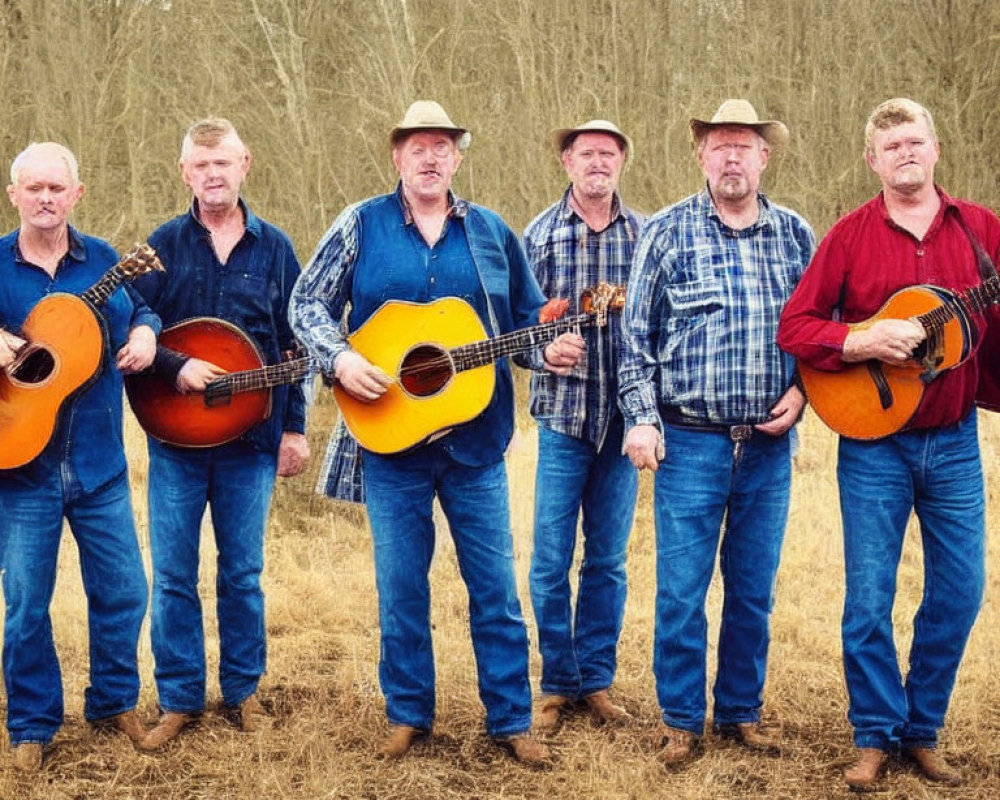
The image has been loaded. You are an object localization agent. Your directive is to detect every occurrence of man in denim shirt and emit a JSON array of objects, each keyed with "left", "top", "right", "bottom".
[
  {"left": 0, "top": 142, "right": 159, "bottom": 771},
  {"left": 619, "top": 100, "right": 814, "bottom": 766},
  {"left": 523, "top": 119, "right": 643, "bottom": 733},
  {"left": 290, "top": 101, "right": 582, "bottom": 765},
  {"left": 131, "top": 119, "right": 309, "bottom": 750}
]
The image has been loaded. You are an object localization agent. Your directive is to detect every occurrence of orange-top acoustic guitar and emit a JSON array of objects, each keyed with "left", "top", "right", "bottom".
[
  {"left": 798, "top": 277, "right": 999, "bottom": 439},
  {"left": 0, "top": 244, "right": 164, "bottom": 470},
  {"left": 332, "top": 282, "right": 624, "bottom": 454},
  {"left": 125, "top": 317, "right": 314, "bottom": 448}
]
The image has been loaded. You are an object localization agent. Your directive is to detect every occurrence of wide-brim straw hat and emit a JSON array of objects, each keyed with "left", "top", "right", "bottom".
[
  {"left": 550, "top": 119, "right": 633, "bottom": 160},
  {"left": 689, "top": 99, "right": 789, "bottom": 148},
  {"left": 389, "top": 100, "right": 470, "bottom": 149}
]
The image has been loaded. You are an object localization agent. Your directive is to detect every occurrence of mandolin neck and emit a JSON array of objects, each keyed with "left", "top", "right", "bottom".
[{"left": 206, "top": 357, "right": 314, "bottom": 397}]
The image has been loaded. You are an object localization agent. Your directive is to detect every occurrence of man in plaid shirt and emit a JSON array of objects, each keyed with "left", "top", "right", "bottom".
[
  {"left": 619, "top": 100, "right": 814, "bottom": 766},
  {"left": 524, "top": 119, "right": 644, "bottom": 733}
]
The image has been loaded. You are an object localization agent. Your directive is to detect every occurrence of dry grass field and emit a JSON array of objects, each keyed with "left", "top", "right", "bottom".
[{"left": 2, "top": 387, "right": 1000, "bottom": 799}]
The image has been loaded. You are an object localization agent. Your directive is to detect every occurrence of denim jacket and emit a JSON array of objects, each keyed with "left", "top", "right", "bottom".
[
  {"left": 132, "top": 199, "right": 306, "bottom": 454},
  {"left": 290, "top": 185, "right": 546, "bottom": 503},
  {"left": 0, "top": 227, "right": 162, "bottom": 492}
]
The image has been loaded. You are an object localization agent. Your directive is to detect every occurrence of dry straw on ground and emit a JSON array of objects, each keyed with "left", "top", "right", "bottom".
[{"left": 2, "top": 394, "right": 1000, "bottom": 799}]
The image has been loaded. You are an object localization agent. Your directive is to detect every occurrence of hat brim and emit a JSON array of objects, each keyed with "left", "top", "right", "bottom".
[
  {"left": 551, "top": 127, "right": 632, "bottom": 158},
  {"left": 690, "top": 119, "right": 789, "bottom": 149},
  {"left": 389, "top": 126, "right": 468, "bottom": 146}
]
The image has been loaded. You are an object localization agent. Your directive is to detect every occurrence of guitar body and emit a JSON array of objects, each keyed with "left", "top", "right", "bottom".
[
  {"left": 333, "top": 297, "right": 496, "bottom": 454},
  {"left": 0, "top": 294, "right": 104, "bottom": 469},
  {"left": 126, "top": 318, "right": 271, "bottom": 447},
  {"left": 799, "top": 285, "right": 973, "bottom": 439}
]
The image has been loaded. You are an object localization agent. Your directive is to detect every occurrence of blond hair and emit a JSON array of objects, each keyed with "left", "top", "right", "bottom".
[
  {"left": 180, "top": 117, "right": 246, "bottom": 160},
  {"left": 864, "top": 98, "right": 936, "bottom": 153},
  {"left": 9, "top": 142, "right": 80, "bottom": 186}
]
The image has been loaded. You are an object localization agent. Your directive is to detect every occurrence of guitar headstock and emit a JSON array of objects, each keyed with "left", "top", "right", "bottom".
[
  {"left": 581, "top": 282, "right": 627, "bottom": 325},
  {"left": 119, "top": 243, "right": 166, "bottom": 279}
]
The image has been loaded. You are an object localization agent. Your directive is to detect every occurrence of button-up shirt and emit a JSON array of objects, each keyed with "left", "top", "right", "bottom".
[
  {"left": 290, "top": 184, "right": 547, "bottom": 503},
  {"left": 619, "top": 189, "right": 815, "bottom": 429},
  {"left": 779, "top": 188, "right": 1000, "bottom": 430},
  {"left": 524, "top": 187, "right": 644, "bottom": 448},
  {"left": 0, "top": 227, "right": 161, "bottom": 491},
  {"left": 132, "top": 199, "right": 306, "bottom": 453}
]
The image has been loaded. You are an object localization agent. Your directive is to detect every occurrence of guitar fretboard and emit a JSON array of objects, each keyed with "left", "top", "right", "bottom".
[
  {"left": 205, "top": 357, "right": 314, "bottom": 399},
  {"left": 919, "top": 275, "right": 1000, "bottom": 330},
  {"left": 451, "top": 313, "right": 597, "bottom": 373}
]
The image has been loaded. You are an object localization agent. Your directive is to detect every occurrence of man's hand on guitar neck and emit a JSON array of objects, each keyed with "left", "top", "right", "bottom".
[
  {"left": 334, "top": 350, "right": 393, "bottom": 402},
  {"left": 842, "top": 317, "right": 926, "bottom": 366},
  {"left": 543, "top": 332, "right": 586, "bottom": 376}
]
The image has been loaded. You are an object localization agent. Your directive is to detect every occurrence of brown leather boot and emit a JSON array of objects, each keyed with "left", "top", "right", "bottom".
[
  {"left": 12, "top": 743, "right": 43, "bottom": 772},
  {"left": 536, "top": 695, "right": 571, "bottom": 733},
  {"left": 138, "top": 711, "right": 196, "bottom": 752},
  {"left": 503, "top": 734, "right": 553, "bottom": 768},
  {"left": 378, "top": 725, "right": 425, "bottom": 758},
  {"left": 655, "top": 724, "right": 697, "bottom": 766},
  {"left": 236, "top": 694, "right": 271, "bottom": 733},
  {"left": 904, "top": 747, "right": 962, "bottom": 785},
  {"left": 109, "top": 709, "right": 149, "bottom": 747},
  {"left": 583, "top": 690, "right": 632, "bottom": 726},
  {"left": 843, "top": 747, "right": 888, "bottom": 791},
  {"left": 716, "top": 720, "right": 781, "bottom": 752}
]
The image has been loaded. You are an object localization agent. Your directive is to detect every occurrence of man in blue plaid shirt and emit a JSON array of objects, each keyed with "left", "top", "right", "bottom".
[
  {"left": 524, "top": 119, "right": 644, "bottom": 733},
  {"left": 618, "top": 100, "right": 815, "bottom": 766}
]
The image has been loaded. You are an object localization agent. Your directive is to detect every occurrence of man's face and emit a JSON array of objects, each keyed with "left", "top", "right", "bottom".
[
  {"left": 697, "top": 126, "right": 769, "bottom": 205},
  {"left": 392, "top": 131, "right": 462, "bottom": 204},
  {"left": 7, "top": 151, "right": 83, "bottom": 234},
  {"left": 180, "top": 134, "right": 250, "bottom": 213},
  {"left": 562, "top": 132, "right": 626, "bottom": 201},
  {"left": 865, "top": 118, "right": 939, "bottom": 195}
]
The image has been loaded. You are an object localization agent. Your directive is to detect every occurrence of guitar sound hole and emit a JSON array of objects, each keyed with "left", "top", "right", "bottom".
[
  {"left": 399, "top": 344, "right": 453, "bottom": 397},
  {"left": 11, "top": 346, "right": 55, "bottom": 384}
]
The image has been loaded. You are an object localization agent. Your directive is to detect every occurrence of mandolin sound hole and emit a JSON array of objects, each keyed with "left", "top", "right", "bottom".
[
  {"left": 399, "top": 344, "right": 454, "bottom": 397},
  {"left": 10, "top": 345, "right": 55, "bottom": 384}
]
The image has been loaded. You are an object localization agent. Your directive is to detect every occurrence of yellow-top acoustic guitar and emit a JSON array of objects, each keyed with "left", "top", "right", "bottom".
[{"left": 334, "top": 284, "right": 623, "bottom": 454}]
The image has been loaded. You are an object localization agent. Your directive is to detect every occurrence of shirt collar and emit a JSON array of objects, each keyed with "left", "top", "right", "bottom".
[
  {"left": 875, "top": 184, "right": 957, "bottom": 240},
  {"left": 189, "top": 197, "right": 261, "bottom": 239},
  {"left": 699, "top": 186, "right": 774, "bottom": 234},
  {"left": 13, "top": 224, "right": 86, "bottom": 266},
  {"left": 393, "top": 181, "right": 468, "bottom": 225},
  {"left": 558, "top": 185, "right": 624, "bottom": 226}
]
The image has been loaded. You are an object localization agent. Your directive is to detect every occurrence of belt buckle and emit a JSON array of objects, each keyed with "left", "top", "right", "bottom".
[{"left": 729, "top": 425, "right": 752, "bottom": 443}]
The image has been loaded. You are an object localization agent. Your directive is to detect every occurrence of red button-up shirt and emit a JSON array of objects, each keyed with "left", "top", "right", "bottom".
[{"left": 778, "top": 188, "right": 1000, "bottom": 430}]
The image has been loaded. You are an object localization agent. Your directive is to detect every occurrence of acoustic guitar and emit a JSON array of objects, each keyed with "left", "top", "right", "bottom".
[
  {"left": 798, "top": 277, "right": 999, "bottom": 439},
  {"left": 333, "top": 283, "right": 624, "bottom": 454},
  {"left": 125, "top": 317, "right": 314, "bottom": 448},
  {"left": 0, "top": 244, "right": 164, "bottom": 470}
]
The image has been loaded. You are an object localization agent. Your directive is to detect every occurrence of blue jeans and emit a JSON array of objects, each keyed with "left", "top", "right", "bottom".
[
  {"left": 529, "top": 421, "right": 637, "bottom": 698},
  {"left": 147, "top": 439, "right": 277, "bottom": 711},
  {"left": 0, "top": 470, "right": 147, "bottom": 745},
  {"left": 652, "top": 424, "right": 791, "bottom": 734},
  {"left": 838, "top": 411, "right": 984, "bottom": 750},
  {"left": 363, "top": 447, "right": 532, "bottom": 738}
]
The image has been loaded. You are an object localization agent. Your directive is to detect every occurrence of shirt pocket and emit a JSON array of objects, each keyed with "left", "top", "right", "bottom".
[{"left": 665, "top": 277, "right": 724, "bottom": 333}]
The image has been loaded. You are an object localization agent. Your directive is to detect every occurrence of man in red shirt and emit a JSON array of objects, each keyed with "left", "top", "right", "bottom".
[{"left": 778, "top": 98, "right": 1000, "bottom": 791}]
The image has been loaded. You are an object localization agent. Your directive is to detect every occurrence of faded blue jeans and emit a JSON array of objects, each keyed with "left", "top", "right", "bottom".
[
  {"left": 652, "top": 424, "right": 791, "bottom": 734},
  {"left": 529, "top": 420, "right": 637, "bottom": 698},
  {"left": 0, "top": 470, "right": 147, "bottom": 745},
  {"left": 363, "top": 447, "right": 532, "bottom": 738},
  {"left": 147, "top": 438, "right": 277, "bottom": 712},
  {"left": 838, "top": 410, "right": 984, "bottom": 751}
]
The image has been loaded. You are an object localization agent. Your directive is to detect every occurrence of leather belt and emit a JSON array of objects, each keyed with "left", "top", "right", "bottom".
[{"left": 660, "top": 408, "right": 755, "bottom": 467}]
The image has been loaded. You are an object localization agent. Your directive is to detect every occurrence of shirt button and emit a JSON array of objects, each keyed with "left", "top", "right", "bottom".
[
  {"left": 916, "top": 248, "right": 924, "bottom": 256},
  {"left": 430, "top": 276, "right": 436, "bottom": 284}
]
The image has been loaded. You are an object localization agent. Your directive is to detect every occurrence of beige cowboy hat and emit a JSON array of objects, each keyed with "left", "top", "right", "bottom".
[
  {"left": 689, "top": 99, "right": 789, "bottom": 148},
  {"left": 389, "top": 100, "right": 471, "bottom": 150},
  {"left": 550, "top": 119, "right": 633, "bottom": 160}
]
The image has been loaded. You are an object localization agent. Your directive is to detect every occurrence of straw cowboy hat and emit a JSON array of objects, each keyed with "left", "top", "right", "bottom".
[
  {"left": 689, "top": 100, "right": 789, "bottom": 148},
  {"left": 550, "top": 119, "right": 633, "bottom": 160},
  {"left": 389, "top": 100, "right": 471, "bottom": 150}
]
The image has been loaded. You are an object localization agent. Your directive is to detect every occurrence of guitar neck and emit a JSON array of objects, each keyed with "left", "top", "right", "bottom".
[
  {"left": 451, "top": 313, "right": 599, "bottom": 372},
  {"left": 82, "top": 265, "right": 128, "bottom": 307},
  {"left": 206, "top": 357, "right": 314, "bottom": 397}
]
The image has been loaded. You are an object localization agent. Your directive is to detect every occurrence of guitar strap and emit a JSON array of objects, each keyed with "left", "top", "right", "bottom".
[{"left": 953, "top": 211, "right": 999, "bottom": 281}]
